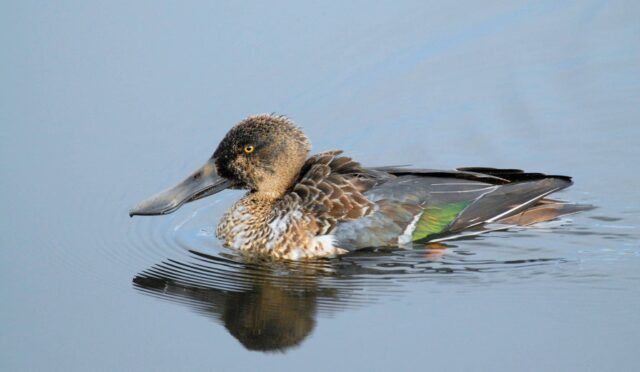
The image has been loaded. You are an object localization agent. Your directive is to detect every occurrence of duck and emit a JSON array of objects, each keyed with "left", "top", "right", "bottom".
[{"left": 130, "top": 114, "right": 590, "bottom": 260}]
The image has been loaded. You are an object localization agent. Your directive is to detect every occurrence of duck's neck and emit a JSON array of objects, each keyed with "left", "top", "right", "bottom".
[{"left": 250, "top": 151, "right": 306, "bottom": 197}]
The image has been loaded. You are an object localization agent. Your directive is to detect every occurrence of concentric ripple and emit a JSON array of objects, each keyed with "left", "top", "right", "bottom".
[
  {"left": 98, "top": 183, "right": 637, "bottom": 353},
  {"left": 124, "top": 196, "right": 609, "bottom": 352},
  {"left": 133, "top": 245, "right": 567, "bottom": 352}
]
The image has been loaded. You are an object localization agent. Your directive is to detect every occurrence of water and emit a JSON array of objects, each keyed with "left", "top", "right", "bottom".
[{"left": 2, "top": 1, "right": 639, "bottom": 371}]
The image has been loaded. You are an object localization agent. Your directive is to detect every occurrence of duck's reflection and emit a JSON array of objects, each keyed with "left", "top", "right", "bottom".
[
  {"left": 132, "top": 250, "right": 382, "bottom": 352},
  {"left": 132, "top": 246, "right": 564, "bottom": 352},
  {"left": 220, "top": 281, "right": 316, "bottom": 352}
]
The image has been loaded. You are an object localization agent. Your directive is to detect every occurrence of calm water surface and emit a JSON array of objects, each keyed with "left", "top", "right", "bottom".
[{"left": 2, "top": 1, "right": 640, "bottom": 371}]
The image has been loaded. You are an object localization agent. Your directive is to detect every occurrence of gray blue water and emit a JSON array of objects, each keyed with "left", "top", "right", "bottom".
[{"left": 2, "top": 1, "right": 639, "bottom": 371}]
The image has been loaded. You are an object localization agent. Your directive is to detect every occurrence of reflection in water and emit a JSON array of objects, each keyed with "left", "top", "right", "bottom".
[
  {"left": 134, "top": 251, "right": 364, "bottom": 352},
  {"left": 134, "top": 265, "right": 318, "bottom": 351},
  {"left": 133, "top": 246, "right": 566, "bottom": 352}
]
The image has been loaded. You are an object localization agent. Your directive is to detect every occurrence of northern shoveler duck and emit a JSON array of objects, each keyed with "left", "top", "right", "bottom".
[{"left": 130, "top": 114, "right": 589, "bottom": 260}]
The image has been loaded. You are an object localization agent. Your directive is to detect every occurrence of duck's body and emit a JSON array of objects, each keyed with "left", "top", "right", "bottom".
[
  {"left": 215, "top": 151, "right": 582, "bottom": 260},
  {"left": 131, "top": 114, "right": 589, "bottom": 260}
]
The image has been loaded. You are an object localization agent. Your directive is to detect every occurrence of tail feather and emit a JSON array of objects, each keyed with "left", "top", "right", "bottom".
[
  {"left": 446, "top": 177, "right": 573, "bottom": 232},
  {"left": 496, "top": 199, "right": 594, "bottom": 226}
]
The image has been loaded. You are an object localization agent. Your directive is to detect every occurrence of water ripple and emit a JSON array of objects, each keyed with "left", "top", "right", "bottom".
[
  {"left": 118, "top": 191, "right": 638, "bottom": 352},
  {"left": 130, "top": 207, "right": 574, "bottom": 352}
]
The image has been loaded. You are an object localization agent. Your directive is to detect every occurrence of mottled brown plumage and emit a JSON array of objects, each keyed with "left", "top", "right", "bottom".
[{"left": 131, "top": 113, "right": 591, "bottom": 260}]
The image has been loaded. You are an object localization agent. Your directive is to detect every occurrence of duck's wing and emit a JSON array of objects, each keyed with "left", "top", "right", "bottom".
[
  {"left": 286, "top": 151, "right": 384, "bottom": 235},
  {"left": 332, "top": 167, "right": 591, "bottom": 249}
]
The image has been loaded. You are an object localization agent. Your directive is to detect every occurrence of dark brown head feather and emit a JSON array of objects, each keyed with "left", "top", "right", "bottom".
[{"left": 213, "top": 114, "right": 311, "bottom": 195}]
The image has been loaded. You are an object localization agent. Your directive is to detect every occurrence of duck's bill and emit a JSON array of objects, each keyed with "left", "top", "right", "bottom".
[{"left": 129, "top": 159, "right": 232, "bottom": 217}]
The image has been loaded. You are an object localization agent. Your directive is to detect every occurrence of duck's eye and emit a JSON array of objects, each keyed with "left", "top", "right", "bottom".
[{"left": 243, "top": 145, "right": 255, "bottom": 154}]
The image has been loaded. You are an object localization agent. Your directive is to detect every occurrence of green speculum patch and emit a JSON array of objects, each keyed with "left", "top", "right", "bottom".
[{"left": 411, "top": 202, "right": 470, "bottom": 242}]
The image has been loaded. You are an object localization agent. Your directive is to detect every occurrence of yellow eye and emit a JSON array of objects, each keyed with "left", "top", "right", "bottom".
[{"left": 243, "top": 145, "right": 255, "bottom": 154}]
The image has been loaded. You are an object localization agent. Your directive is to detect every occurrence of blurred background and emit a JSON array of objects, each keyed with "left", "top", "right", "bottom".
[{"left": 2, "top": 1, "right": 639, "bottom": 371}]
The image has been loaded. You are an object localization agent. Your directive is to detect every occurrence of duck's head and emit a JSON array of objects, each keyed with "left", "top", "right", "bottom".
[{"left": 130, "top": 114, "right": 310, "bottom": 216}]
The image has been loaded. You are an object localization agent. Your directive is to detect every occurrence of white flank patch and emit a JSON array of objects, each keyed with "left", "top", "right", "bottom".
[
  {"left": 398, "top": 211, "right": 424, "bottom": 246},
  {"left": 266, "top": 209, "right": 302, "bottom": 250},
  {"left": 312, "top": 235, "right": 336, "bottom": 252}
]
